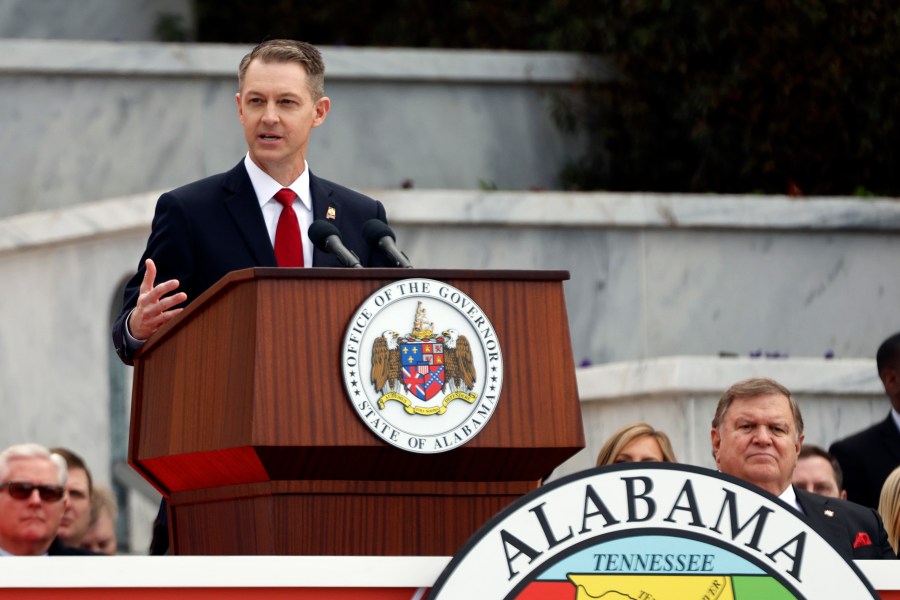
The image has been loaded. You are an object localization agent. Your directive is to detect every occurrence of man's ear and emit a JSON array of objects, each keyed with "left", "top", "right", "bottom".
[
  {"left": 710, "top": 428, "right": 721, "bottom": 465},
  {"left": 882, "top": 367, "right": 900, "bottom": 398},
  {"left": 235, "top": 93, "right": 244, "bottom": 121},
  {"left": 840, "top": 489, "right": 848, "bottom": 500},
  {"left": 312, "top": 96, "right": 331, "bottom": 128}
]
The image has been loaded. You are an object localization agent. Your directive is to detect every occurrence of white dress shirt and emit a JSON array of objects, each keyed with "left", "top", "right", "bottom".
[
  {"left": 779, "top": 484, "right": 804, "bottom": 514},
  {"left": 243, "top": 154, "right": 314, "bottom": 267},
  {"left": 124, "top": 156, "right": 315, "bottom": 348}
]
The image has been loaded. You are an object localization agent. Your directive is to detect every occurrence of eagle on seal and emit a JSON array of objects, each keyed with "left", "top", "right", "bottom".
[
  {"left": 442, "top": 328, "right": 476, "bottom": 392},
  {"left": 370, "top": 330, "right": 401, "bottom": 394}
]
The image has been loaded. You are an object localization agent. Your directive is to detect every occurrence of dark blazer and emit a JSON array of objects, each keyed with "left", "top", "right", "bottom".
[
  {"left": 829, "top": 414, "right": 900, "bottom": 510},
  {"left": 112, "top": 161, "right": 394, "bottom": 364},
  {"left": 794, "top": 486, "right": 897, "bottom": 560},
  {"left": 47, "top": 537, "right": 99, "bottom": 556}
]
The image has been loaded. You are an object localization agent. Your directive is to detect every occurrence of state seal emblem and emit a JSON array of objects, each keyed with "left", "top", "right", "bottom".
[
  {"left": 341, "top": 278, "right": 503, "bottom": 454},
  {"left": 428, "top": 464, "right": 879, "bottom": 599}
]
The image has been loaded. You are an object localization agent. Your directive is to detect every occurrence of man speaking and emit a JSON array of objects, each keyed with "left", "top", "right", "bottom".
[
  {"left": 112, "top": 39, "right": 394, "bottom": 365},
  {"left": 711, "top": 377, "right": 896, "bottom": 560},
  {"left": 112, "top": 39, "right": 397, "bottom": 554}
]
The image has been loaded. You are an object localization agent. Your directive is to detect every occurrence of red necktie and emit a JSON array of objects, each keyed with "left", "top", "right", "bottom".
[{"left": 273, "top": 188, "right": 304, "bottom": 267}]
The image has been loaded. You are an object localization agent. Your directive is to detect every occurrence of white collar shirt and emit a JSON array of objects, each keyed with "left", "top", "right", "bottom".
[
  {"left": 779, "top": 485, "right": 804, "bottom": 514},
  {"left": 244, "top": 154, "right": 314, "bottom": 266}
]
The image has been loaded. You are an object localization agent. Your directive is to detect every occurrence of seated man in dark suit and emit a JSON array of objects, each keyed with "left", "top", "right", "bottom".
[
  {"left": 0, "top": 444, "right": 96, "bottom": 556},
  {"left": 711, "top": 377, "right": 896, "bottom": 560},
  {"left": 793, "top": 444, "right": 847, "bottom": 499},
  {"left": 830, "top": 332, "right": 900, "bottom": 510},
  {"left": 50, "top": 447, "right": 94, "bottom": 549}
]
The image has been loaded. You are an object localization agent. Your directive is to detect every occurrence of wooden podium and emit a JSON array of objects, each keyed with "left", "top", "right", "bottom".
[{"left": 129, "top": 268, "right": 584, "bottom": 555}]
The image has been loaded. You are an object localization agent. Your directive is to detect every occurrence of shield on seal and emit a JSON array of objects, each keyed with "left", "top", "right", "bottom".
[{"left": 400, "top": 339, "right": 445, "bottom": 401}]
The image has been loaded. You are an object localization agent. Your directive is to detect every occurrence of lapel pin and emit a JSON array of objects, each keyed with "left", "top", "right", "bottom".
[
  {"left": 824, "top": 509, "right": 834, "bottom": 517},
  {"left": 326, "top": 207, "right": 336, "bottom": 220}
]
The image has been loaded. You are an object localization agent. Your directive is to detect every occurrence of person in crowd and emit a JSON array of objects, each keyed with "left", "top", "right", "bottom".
[
  {"left": 792, "top": 444, "right": 847, "bottom": 499},
  {"left": 50, "top": 447, "right": 93, "bottom": 548},
  {"left": 112, "top": 39, "right": 396, "bottom": 555},
  {"left": 711, "top": 377, "right": 895, "bottom": 560},
  {"left": 595, "top": 422, "right": 677, "bottom": 466},
  {"left": 0, "top": 443, "right": 93, "bottom": 555},
  {"left": 878, "top": 465, "right": 900, "bottom": 555},
  {"left": 830, "top": 332, "right": 900, "bottom": 509},
  {"left": 80, "top": 485, "right": 117, "bottom": 555}
]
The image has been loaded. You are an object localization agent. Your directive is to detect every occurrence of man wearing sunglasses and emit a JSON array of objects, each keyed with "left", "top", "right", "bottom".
[{"left": 0, "top": 443, "right": 94, "bottom": 556}]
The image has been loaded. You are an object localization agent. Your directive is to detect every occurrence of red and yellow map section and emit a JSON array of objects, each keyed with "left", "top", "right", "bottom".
[
  {"left": 518, "top": 575, "right": 794, "bottom": 599},
  {"left": 568, "top": 574, "right": 792, "bottom": 599},
  {"left": 514, "top": 535, "right": 797, "bottom": 600}
]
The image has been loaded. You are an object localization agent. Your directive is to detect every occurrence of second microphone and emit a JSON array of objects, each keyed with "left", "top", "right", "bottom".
[{"left": 308, "top": 220, "right": 363, "bottom": 268}]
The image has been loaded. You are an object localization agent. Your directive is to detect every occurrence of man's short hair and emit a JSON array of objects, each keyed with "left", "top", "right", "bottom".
[
  {"left": 712, "top": 377, "right": 804, "bottom": 436},
  {"left": 238, "top": 39, "right": 326, "bottom": 100},
  {"left": 0, "top": 443, "right": 68, "bottom": 486},
  {"left": 876, "top": 332, "right": 900, "bottom": 375},
  {"left": 799, "top": 444, "right": 843, "bottom": 489},
  {"left": 50, "top": 447, "right": 93, "bottom": 494}
]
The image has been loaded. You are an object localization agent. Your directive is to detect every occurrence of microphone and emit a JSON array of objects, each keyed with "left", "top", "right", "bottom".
[
  {"left": 308, "top": 220, "right": 363, "bottom": 268},
  {"left": 362, "top": 219, "right": 414, "bottom": 268}
]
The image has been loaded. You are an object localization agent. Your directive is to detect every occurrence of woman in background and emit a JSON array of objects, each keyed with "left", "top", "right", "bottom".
[
  {"left": 596, "top": 422, "right": 676, "bottom": 466},
  {"left": 79, "top": 485, "right": 118, "bottom": 555},
  {"left": 878, "top": 465, "right": 900, "bottom": 555}
]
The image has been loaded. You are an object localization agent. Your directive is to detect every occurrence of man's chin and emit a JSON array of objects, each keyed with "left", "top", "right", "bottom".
[
  {"left": 20, "top": 527, "right": 54, "bottom": 542},
  {"left": 250, "top": 148, "right": 286, "bottom": 165},
  {"left": 745, "top": 469, "right": 785, "bottom": 487},
  {"left": 746, "top": 452, "right": 779, "bottom": 462}
]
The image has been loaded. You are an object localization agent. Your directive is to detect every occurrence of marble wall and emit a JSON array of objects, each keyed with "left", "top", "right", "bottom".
[
  {"left": 553, "top": 355, "right": 887, "bottom": 480},
  {"left": 1, "top": 190, "right": 900, "bottom": 550},
  {"left": 387, "top": 191, "right": 900, "bottom": 363},
  {"left": 2, "top": 191, "right": 898, "bottom": 456},
  {"left": 0, "top": 39, "right": 605, "bottom": 218},
  {"left": 0, "top": 0, "right": 193, "bottom": 41}
]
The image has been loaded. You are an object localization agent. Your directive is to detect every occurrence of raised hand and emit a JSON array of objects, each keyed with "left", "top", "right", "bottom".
[{"left": 127, "top": 258, "right": 188, "bottom": 341}]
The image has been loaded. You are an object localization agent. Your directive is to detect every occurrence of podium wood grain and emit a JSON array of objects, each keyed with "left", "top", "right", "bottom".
[{"left": 130, "top": 268, "right": 584, "bottom": 555}]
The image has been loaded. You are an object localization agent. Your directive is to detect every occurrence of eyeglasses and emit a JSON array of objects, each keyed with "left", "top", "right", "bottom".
[{"left": 0, "top": 481, "right": 65, "bottom": 502}]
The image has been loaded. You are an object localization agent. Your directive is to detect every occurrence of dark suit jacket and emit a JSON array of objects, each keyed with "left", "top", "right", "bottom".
[
  {"left": 112, "top": 161, "right": 394, "bottom": 364},
  {"left": 829, "top": 414, "right": 900, "bottom": 510},
  {"left": 794, "top": 486, "right": 896, "bottom": 559},
  {"left": 47, "top": 537, "right": 99, "bottom": 555}
]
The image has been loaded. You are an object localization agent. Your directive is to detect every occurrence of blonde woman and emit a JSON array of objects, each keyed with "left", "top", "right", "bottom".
[
  {"left": 878, "top": 465, "right": 900, "bottom": 555},
  {"left": 595, "top": 422, "right": 677, "bottom": 466}
]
